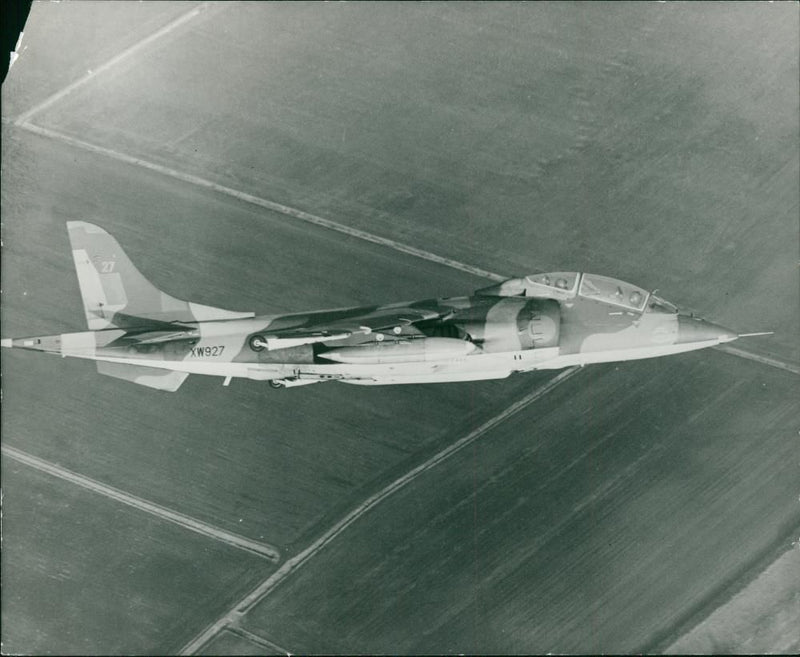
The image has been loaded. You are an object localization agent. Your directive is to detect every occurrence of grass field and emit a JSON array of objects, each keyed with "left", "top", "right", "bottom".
[
  {"left": 2, "top": 1, "right": 197, "bottom": 118},
  {"left": 0, "top": 461, "right": 274, "bottom": 655},
  {"left": 667, "top": 546, "right": 800, "bottom": 654},
  {"left": 241, "top": 353, "right": 799, "bottom": 653},
  {"left": 2, "top": 2, "right": 798, "bottom": 654}
]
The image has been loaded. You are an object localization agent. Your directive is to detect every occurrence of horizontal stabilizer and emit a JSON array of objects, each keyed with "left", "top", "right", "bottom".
[{"left": 96, "top": 361, "right": 189, "bottom": 391}]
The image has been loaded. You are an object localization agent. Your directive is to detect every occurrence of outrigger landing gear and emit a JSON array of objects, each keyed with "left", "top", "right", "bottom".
[{"left": 249, "top": 335, "right": 267, "bottom": 352}]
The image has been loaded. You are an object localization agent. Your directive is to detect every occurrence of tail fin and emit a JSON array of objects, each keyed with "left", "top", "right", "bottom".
[{"left": 66, "top": 221, "right": 253, "bottom": 330}]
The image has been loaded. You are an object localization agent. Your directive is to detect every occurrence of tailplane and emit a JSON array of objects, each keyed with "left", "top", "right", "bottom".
[
  {"left": 66, "top": 221, "right": 253, "bottom": 330},
  {"left": 96, "top": 361, "right": 189, "bottom": 392}
]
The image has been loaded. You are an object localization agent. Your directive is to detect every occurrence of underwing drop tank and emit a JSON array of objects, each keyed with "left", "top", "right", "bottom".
[{"left": 321, "top": 337, "right": 476, "bottom": 364}]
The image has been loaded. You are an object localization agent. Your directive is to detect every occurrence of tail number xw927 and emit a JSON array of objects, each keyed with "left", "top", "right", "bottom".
[{"left": 190, "top": 345, "right": 225, "bottom": 358}]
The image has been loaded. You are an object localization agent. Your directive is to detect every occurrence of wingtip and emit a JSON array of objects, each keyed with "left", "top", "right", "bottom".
[{"left": 1, "top": 338, "right": 13, "bottom": 348}]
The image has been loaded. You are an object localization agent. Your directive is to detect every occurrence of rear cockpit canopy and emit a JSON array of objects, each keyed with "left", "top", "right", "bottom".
[
  {"left": 477, "top": 272, "right": 673, "bottom": 314},
  {"left": 523, "top": 272, "right": 580, "bottom": 299},
  {"left": 476, "top": 271, "right": 578, "bottom": 300}
]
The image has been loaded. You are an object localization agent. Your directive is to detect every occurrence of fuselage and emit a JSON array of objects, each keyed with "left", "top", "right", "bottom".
[
  {"left": 1, "top": 224, "right": 747, "bottom": 391},
  {"left": 5, "top": 272, "right": 738, "bottom": 387}
]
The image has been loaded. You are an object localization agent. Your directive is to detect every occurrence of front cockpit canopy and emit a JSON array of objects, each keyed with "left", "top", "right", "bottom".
[
  {"left": 577, "top": 273, "right": 648, "bottom": 312},
  {"left": 477, "top": 272, "right": 677, "bottom": 314}
]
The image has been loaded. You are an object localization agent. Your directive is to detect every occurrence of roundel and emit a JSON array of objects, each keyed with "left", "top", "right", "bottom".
[{"left": 651, "top": 324, "right": 676, "bottom": 344}]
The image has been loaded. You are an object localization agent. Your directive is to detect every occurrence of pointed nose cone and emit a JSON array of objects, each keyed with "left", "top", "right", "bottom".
[
  {"left": 716, "top": 326, "right": 739, "bottom": 343},
  {"left": 677, "top": 316, "right": 738, "bottom": 345}
]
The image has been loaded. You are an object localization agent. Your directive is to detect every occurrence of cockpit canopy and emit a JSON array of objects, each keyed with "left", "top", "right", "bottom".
[
  {"left": 476, "top": 272, "right": 677, "bottom": 314},
  {"left": 577, "top": 273, "right": 648, "bottom": 312},
  {"left": 523, "top": 272, "right": 580, "bottom": 300}
]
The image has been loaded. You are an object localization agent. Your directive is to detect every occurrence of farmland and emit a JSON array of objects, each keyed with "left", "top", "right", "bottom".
[
  {"left": 0, "top": 460, "right": 272, "bottom": 655},
  {"left": 241, "top": 353, "right": 798, "bottom": 653},
  {"left": 2, "top": 1, "right": 797, "bottom": 654}
]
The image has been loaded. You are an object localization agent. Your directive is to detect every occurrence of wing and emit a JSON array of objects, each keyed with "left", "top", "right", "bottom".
[
  {"left": 100, "top": 314, "right": 200, "bottom": 347},
  {"left": 321, "top": 306, "right": 447, "bottom": 333},
  {"left": 258, "top": 307, "right": 452, "bottom": 351}
]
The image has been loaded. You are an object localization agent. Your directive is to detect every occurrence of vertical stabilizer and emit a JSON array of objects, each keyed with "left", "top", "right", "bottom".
[{"left": 66, "top": 221, "right": 253, "bottom": 329}]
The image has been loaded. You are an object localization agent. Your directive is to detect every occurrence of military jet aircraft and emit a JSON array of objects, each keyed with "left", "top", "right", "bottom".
[{"left": 2, "top": 221, "right": 761, "bottom": 390}]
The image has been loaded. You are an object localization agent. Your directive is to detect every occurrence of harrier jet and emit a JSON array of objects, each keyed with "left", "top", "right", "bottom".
[{"left": 2, "top": 222, "right": 756, "bottom": 390}]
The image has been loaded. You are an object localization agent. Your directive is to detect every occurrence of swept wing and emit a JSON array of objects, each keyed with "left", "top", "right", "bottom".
[{"left": 257, "top": 306, "right": 450, "bottom": 350}]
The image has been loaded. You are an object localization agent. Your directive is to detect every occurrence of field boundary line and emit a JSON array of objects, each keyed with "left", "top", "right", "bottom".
[
  {"left": 226, "top": 626, "right": 292, "bottom": 656},
  {"left": 15, "top": 121, "right": 797, "bottom": 377},
  {"left": 179, "top": 366, "right": 581, "bottom": 655},
  {"left": 714, "top": 344, "right": 800, "bottom": 375},
  {"left": 2, "top": 444, "right": 280, "bottom": 562},
  {"left": 14, "top": 3, "right": 210, "bottom": 126},
  {"left": 17, "top": 122, "right": 506, "bottom": 283},
  {"left": 651, "top": 521, "right": 800, "bottom": 654}
]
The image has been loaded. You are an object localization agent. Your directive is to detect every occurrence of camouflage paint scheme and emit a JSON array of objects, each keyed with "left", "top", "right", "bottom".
[{"left": 1, "top": 222, "right": 738, "bottom": 391}]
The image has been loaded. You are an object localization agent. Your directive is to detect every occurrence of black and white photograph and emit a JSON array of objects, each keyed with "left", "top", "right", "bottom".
[{"left": 1, "top": 1, "right": 798, "bottom": 654}]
